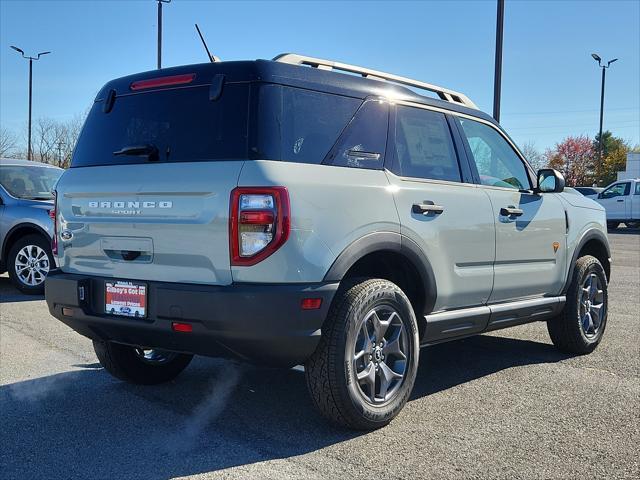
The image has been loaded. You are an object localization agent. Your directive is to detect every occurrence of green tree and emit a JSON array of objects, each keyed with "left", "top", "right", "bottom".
[
  {"left": 592, "top": 131, "right": 629, "bottom": 185},
  {"left": 600, "top": 145, "right": 629, "bottom": 186}
]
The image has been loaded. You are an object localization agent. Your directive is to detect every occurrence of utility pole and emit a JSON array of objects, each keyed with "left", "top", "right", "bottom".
[
  {"left": 10, "top": 46, "right": 51, "bottom": 160},
  {"left": 591, "top": 53, "right": 618, "bottom": 167},
  {"left": 157, "top": 0, "right": 171, "bottom": 69},
  {"left": 493, "top": 0, "right": 505, "bottom": 122}
]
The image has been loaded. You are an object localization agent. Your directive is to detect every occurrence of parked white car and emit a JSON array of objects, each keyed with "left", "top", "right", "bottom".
[{"left": 594, "top": 179, "right": 640, "bottom": 229}]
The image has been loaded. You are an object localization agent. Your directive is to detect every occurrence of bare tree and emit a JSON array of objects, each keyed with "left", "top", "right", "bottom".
[
  {"left": 0, "top": 127, "right": 19, "bottom": 157},
  {"left": 520, "top": 142, "right": 546, "bottom": 171},
  {"left": 25, "top": 112, "right": 87, "bottom": 168}
]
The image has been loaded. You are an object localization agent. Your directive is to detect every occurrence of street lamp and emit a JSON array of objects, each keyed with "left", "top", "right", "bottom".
[
  {"left": 10, "top": 46, "right": 51, "bottom": 161},
  {"left": 591, "top": 53, "right": 618, "bottom": 166},
  {"left": 157, "top": 0, "right": 171, "bottom": 69}
]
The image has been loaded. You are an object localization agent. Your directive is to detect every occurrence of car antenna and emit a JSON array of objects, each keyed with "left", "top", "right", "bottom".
[{"left": 195, "top": 23, "right": 220, "bottom": 62}]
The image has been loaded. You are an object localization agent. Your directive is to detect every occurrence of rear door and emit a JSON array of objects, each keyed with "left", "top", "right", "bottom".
[
  {"left": 56, "top": 76, "right": 251, "bottom": 285},
  {"left": 456, "top": 116, "right": 567, "bottom": 302},
  {"left": 598, "top": 182, "right": 631, "bottom": 220},
  {"left": 387, "top": 104, "right": 495, "bottom": 313}
]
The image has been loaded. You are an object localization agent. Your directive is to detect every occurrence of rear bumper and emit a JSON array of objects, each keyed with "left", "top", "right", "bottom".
[{"left": 45, "top": 270, "right": 338, "bottom": 367}]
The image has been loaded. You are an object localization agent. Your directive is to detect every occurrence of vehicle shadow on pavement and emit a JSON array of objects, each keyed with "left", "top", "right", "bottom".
[
  {"left": 0, "top": 276, "right": 44, "bottom": 303},
  {"left": 0, "top": 335, "right": 572, "bottom": 479}
]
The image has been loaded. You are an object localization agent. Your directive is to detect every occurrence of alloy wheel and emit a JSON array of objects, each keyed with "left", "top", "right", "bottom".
[
  {"left": 579, "top": 273, "right": 605, "bottom": 338},
  {"left": 14, "top": 245, "right": 50, "bottom": 287},
  {"left": 351, "top": 305, "right": 410, "bottom": 405},
  {"left": 135, "top": 348, "right": 177, "bottom": 365}
]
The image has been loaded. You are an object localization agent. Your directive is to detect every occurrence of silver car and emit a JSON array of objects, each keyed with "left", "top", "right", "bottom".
[{"left": 0, "top": 158, "right": 62, "bottom": 294}]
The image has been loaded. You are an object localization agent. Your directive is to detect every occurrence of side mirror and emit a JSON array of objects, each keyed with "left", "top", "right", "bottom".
[
  {"left": 597, "top": 192, "right": 604, "bottom": 199},
  {"left": 537, "top": 168, "right": 565, "bottom": 193}
]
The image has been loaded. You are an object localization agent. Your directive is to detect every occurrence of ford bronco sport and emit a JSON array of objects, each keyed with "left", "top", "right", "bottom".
[{"left": 45, "top": 54, "right": 611, "bottom": 430}]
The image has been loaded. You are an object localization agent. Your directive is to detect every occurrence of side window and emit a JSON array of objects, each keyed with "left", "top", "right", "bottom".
[
  {"left": 324, "top": 100, "right": 389, "bottom": 169},
  {"left": 635, "top": 183, "right": 640, "bottom": 195},
  {"left": 392, "top": 105, "right": 461, "bottom": 182},
  {"left": 601, "top": 183, "right": 630, "bottom": 198},
  {"left": 459, "top": 118, "right": 531, "bottom": 190},
  {"left": 254, "top": 85, "right": 361, "bottom": 164},
  {"left": 325, "top": 100, "right": 389, "bottom": 169}
]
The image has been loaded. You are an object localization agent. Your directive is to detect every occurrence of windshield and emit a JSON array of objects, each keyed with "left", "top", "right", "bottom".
[{"left": 0, "top": 165, "right": 62, "bottom": 200}]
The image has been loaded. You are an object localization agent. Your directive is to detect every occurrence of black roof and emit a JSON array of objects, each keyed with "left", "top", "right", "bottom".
[{"left": 97, "top": 59, "right": 497, "bottom": 125}]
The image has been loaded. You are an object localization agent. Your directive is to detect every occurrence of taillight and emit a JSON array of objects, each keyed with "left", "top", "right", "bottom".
[
  {"left": 50, "top": 191, "right": 58, "bottom": 255},
  {"left": 230, "top": 187, "right": 290, "bottom": 266}
]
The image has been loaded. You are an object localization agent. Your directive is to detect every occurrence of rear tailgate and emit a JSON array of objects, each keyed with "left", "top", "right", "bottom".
[
  {"left": 56, "top": 161, "right": 242, "bottom": 285},
  {"left": 56, "top": 65, "right": 252, "bottom": 285}
]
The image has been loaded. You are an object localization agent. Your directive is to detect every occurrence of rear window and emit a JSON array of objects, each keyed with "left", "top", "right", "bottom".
[
  {"left": 72, "top": 84, "right": 250, "bottom": 167},
  {"left": 72, "top": 81, "right": 363, "bottom": 168},
  {"left": 255, "top": 85, "right": 361, "bottom": 164}
]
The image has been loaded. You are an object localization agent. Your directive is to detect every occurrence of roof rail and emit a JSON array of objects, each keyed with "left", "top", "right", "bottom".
[{"left": 273, "top": 53, "right": 478, "bottom": 110}]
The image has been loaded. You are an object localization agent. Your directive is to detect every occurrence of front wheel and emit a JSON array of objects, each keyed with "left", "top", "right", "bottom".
[
  {"left": 305, "top": 278, "right": 419, "bottom": 430},
  {"left": 93, "top": 340, "right": 193, "bottom": 385},
  {"left": 547, "top": 255, "right": 608, "bottom": 354}
]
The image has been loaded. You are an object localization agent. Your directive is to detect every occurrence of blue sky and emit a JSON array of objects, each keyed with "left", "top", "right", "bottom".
[{"left": 1, "top": 0, "right": 639, "bottom": 152}]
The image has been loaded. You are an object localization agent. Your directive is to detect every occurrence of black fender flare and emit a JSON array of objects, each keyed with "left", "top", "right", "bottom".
[
  {"left": 2, "top": 222, "right": 51, "bottom": 260},
  {"left": 323, "top": 231, "right": 437, "bottom": 314},
  {"left": 563, "top": 228, "right": 611, "bottom": 293}
]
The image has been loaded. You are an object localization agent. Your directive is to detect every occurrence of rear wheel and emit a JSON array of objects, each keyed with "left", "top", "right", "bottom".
[
  {"left": 305, "top": 278, "right": 419, "bottom": 430},
  {"left": 547, "top": 255, "right": 608, "bottom": 354},
  {"left": 93, "top": 340, "right": 193, "bottom": 385},
  {"left": 7, "top": 234, "right": 53, "bottom": 295}
]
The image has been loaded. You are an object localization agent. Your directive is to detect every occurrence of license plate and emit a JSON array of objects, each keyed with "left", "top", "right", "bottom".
[{"left": 105, "top": 281, "right": 147, "bottom": 318}]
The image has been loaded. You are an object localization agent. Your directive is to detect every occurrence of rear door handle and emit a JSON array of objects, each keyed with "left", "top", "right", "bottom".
[
  {"left": 412, "top": 202, "right": 444, "bottom": 215},
  {"left": 500, "top": 206, "right": 524, "bottom": 217},
  {"left": 616, "top": 199, "right": 624, "bottom": 202}
]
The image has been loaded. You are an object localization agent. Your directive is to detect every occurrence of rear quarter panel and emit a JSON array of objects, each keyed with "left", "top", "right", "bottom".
[{"left": 234, "top": 160, "right": 400, "bottom": 283}]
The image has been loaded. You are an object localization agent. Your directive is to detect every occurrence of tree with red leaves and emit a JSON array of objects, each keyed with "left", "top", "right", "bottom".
[{"left": 545, "top": 136, "right": 595, "bottom": 186}]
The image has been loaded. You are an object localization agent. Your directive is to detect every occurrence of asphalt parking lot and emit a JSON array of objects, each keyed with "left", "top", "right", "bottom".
[{"left": 1, "top": 231, "right": 638, "bottom": 480}]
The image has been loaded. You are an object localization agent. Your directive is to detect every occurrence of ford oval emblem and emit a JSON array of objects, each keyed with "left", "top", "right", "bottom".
[{"left": 60, "top": 230, "right": 73, "bottom": 241}]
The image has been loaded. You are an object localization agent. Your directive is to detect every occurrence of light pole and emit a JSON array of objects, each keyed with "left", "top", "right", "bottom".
[
  {"left": 591, "top": 53, "right": 618, "bottom": 166},
  {"left": 157, "top": 0, "right": 171, "bottom": 69},
  {"left": 10, "top": 46, "right": 50, "bottom": 161},
  {"left": 493, "top": 0, "right": 505, "bottom": 122}
]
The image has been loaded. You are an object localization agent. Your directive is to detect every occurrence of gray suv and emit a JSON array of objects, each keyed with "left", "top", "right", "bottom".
[
  {"left": 1, "top": 159, "right": 61, "bottom": 294},
  {"left": 45, "top": 54, "right": 611, "bottom": 430}
]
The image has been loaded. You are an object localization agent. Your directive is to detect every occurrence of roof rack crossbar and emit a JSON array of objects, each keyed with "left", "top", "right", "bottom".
[{"left": 273, "top": 53, "right": 478, "bottom": 110}]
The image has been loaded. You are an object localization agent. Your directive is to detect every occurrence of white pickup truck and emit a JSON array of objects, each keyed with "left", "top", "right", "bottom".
[{"left": 595, "top": 178, "right": 640, "bottom": 229}]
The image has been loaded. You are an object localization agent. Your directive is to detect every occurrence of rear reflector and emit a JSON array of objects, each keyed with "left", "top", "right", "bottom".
[
  {"left": 130, "top": 73, "right": 195, "bottom": 91},
  {"left": 240, "top": 211, "right": 275, "bottom": 225},
  {"left": 301, "top": 298, "right": 322, "bottom": 310},
  {"left": 172, "top": 322, "right": 193, "bottom": 333}
]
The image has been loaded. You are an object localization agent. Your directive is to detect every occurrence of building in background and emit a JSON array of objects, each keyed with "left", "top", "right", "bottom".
[{"left": 617, "top": 152, "right": 640, "bottom": 181}]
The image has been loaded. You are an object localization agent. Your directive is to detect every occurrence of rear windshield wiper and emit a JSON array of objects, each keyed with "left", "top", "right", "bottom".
[{"left": 113, "top": 144, "right": 159, "bottom": 161}]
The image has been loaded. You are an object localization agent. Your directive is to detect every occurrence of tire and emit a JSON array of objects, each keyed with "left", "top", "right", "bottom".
[
  {"left": 305, "top": 278, "right": 420, "bottom": 430},
  {"left": 7, "top": 234, "right": 54, "bottom": 295},
  {"left": 607, "top": 221, "right": 620, "bottom": 230},
  {"left": 93, "top": 340, "right": 193, "bottom": 385},
  {"left": 547, "top": 255, "right": 608, "bottom": 354}
]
